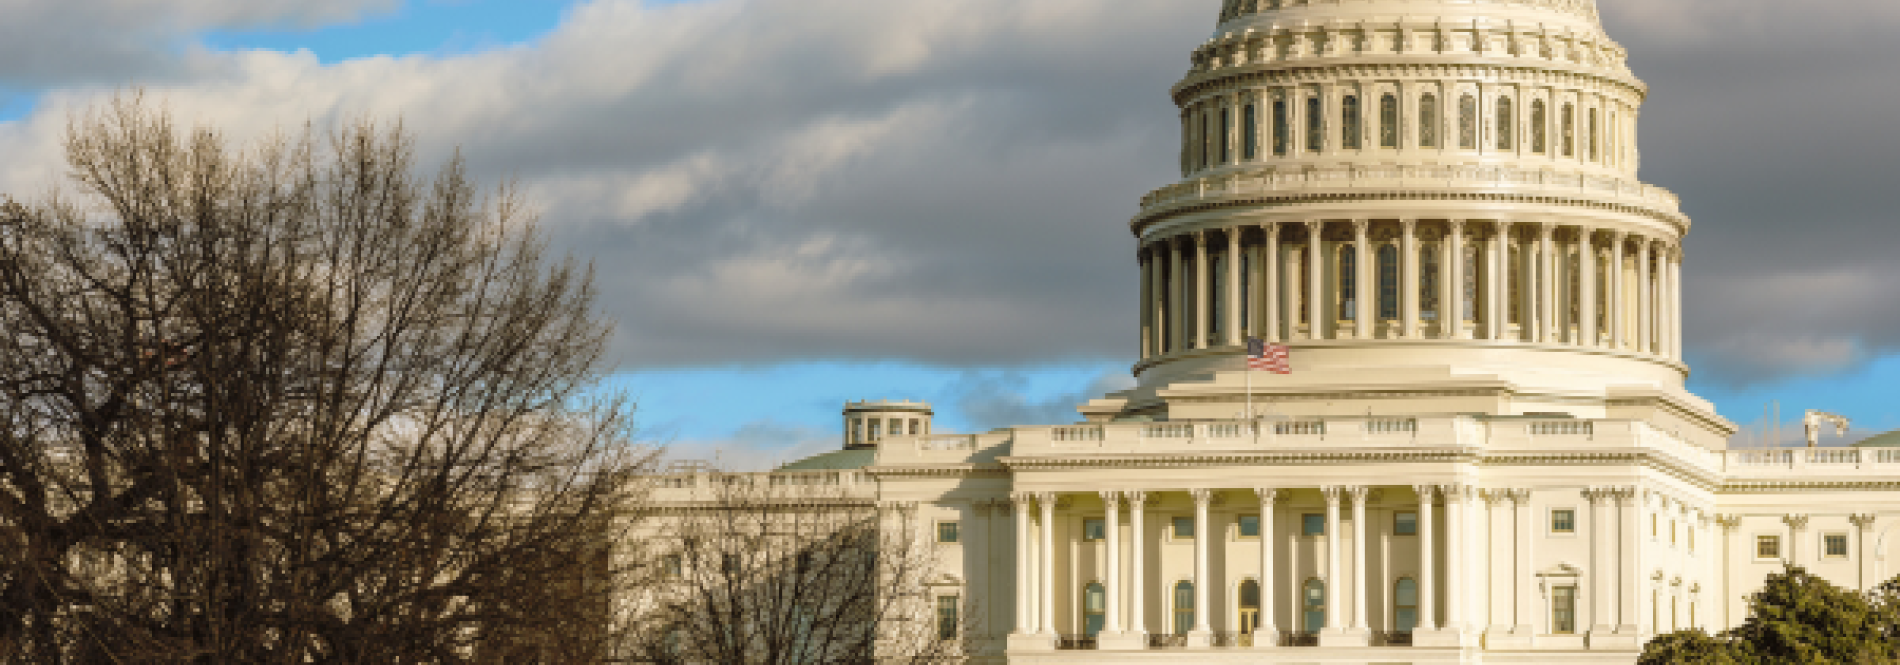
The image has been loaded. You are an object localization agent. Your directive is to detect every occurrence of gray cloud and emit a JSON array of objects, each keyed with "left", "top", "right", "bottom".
[
  {"left": 2, "top": 0, "right": 1895, "bottom": 387},
  {"left": 0, "top": 0, "right": 395, "bottom": 88},
  {"left": 948, "top": 370, "right": 1136, "bottom": 432}
]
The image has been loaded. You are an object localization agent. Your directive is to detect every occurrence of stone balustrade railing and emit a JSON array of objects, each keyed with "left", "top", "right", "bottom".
[{"left": 1138, "top": 165, "right": 1681, "bottom": 218}]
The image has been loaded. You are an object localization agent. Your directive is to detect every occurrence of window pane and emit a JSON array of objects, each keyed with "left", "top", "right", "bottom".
[
  {"left": 1395, "top": 511, "right": 1418, "bottom": 536},
  {"left": 1303, "top": 513, "right": 1325, "bottom": 536},
  {"left": 1239, "top": 514, "right": 1261, "bottom": 538},
  {"left": 1086, "top": 583, "right": 1106, "bottom": 612},
  {"left": 1827, "top": 534, "right": 1850, "bottom": 558},
  {"left": 1240, "top": 580, "right": 1261, "bottom": 607},
  {"left": 1396, "top": 578, "right": 1418, "bottom": 606},
  {"left": 939, "top": 596, "right": 959, "bottom": 641},
  {"left": 1342, "top": 95, "right": 1361, "bottom": 150},
  {"left": 1307, "top": 97, "right": 1323, "bottom": 152},
  {"left": 1378, "top": 244, "right": 1399, "bottom": 320},
  {"left": 1758, "top": 535, "right": 1780, "bottom": 558},
  {"left": 1339, "top": 245, "right": 1357, "bottom": 321},
  {"left": 1273, "top": 100, "right": 1289, "bottom": 156},
  {"left": 1554, "top": 586, "right": 1576, "bottom": 634},
  {"left": 1419, "top": 94, "right": 1438, "bottom": 148},
  {"left": 1243, "top": 104, "right": 1258, "bottom": 160},
  {"left": 1397, "top": 608, "right": 1417, "bottom": 633},
  {"left": 1174, "top": 516, "right": 1195, "bottom": 539},
  {"left": 1380, "top": 94, "right": 1399, "bottom": 148},
  {"left": 1497, "top": 97, "right": 1514, "bottom": 150},
  {"left": 1458, "top": 94, "right": 1477, "bottom": 149},
  {"left": 939, "top": 521, "right": 959, "bottom": 543},
  {"left": 1084, "top": 518, "right": 1105, "bottom": 542},
  {"left": 1552, "top": 510, "right": 1576, "bottom": 533}
]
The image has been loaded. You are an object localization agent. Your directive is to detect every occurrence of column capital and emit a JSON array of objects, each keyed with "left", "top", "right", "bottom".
[
  {"left": 1715, "top": 514, "right": 1742, "bottom": 530},
  {"left": 1189, "top": 488, "right": 1215, "bottom": 506},
  {"left": 1437, "top": 483, "right": 1470, "bottom": 503},
  {"left": 1538, "top": 221, "right": 1557, "bottom": 238},
  {"left": 1413, "top": 484, "right": 1439, "bottom": 502},
  {"left": 1400, "top": 218, "right": 1418, "bottom": 231},
  {"left": 1099, "top": 490, "right": 1123, "bottom": 509},
  {"left": 1446, "top": 219, "right": 1465, "bottom": 234},
  {"left": 1192, "top": 230, "right": 1208, "bottom": 246},
  {"left": 1124, "top": 490, "right": 1150, "bottom": 507},
  {"left": 1255, "top": 487, "right": 1281, "bottom": 505},
  {"left": 1264, "top": 222, "right": 1282, "bottom": 240},
  {"left": 1480, "top": 488, "right": 1512, "bottom": 506},
  {"left": 1034, "top": 491, "right": 1058, "bottom": 508},
  {"left": 1010, "top": 491, "right": 1036, "bottom": 507},
  {"left": 1509, "top": 488, "right": 1533, "bottom": 505},
  {"left": 1783, "top": 513, "right": 1810, "bottom": 530},
  {"left": 1852, "top": 514, "right": 1879, "bottom": 530},
  {"left": 1320, "top": 485, "right": 1344, "bottom": 503},
  {"left": 1347, "top": 485, "right": 1371, "bottom": 503},
  {"left": 1351, "top": 219, "right": 1370, "bottom": 234}
]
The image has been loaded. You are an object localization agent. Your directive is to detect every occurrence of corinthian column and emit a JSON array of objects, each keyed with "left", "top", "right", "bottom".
[
  {"left": 1415, "top": 485, "right": 1438, "bottom": 631},
  {"left": 1195, "top": 232, "right": 1211, "bottom": 349},
  {"left": 1350, "top": 486, "right": 1371, "bottom": 635},
  {"left": 1011, "top": 492, "right": 1037, "bottom": 635},
  {"left": 1353, "top": 220, "right": 1373, "bottom": 339},
  {"left": 1038, "top": 492, "right": 1057, "bottom": 637},
  {"left": 1227, "top": 229, "right": 1243, "bottom": 347},
  {"left": 1128, "top": 492, "right": 1149, "bottom": 638},
  {"left": 1637, "top": 239, "right": 1653, "bottom": 354},
  {"left": 1307, "top": 221, "right": 1325, "bottom": 340},
  {"left": 1255, "top": 488, "right": 1280, "bottom": 648},
  {"left": 1265, "top": 224, "right": 1282, "bottom": 343},
  {"left": 1322, "top": 486, "right": 1344, "bottom": 633},
  {"left": 1188, "top": 489, "right": 1215, "bottom": 647},
  {"left": 1101, "top": 491, "right": 1124, "bottom": 636}
]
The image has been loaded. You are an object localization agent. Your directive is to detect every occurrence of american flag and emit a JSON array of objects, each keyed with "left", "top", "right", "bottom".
[{"left": 1246, "top": 337, "right": 1291, "bottom": 374}]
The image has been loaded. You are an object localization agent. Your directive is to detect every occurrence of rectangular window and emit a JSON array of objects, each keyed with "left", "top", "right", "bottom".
[
  {"left": 1552, "top": 586, "right": 1577, "bottom": 634},
  {"left": 1552, "top": 509, "right": 1576, "bottom": 534},
  {"left": 1173, "top": 516, "right": 1195, "bottom": 539},
  {"left": 1757, "top": 535, "right": 1781, "bottom": 559},
  {"left": 1243, "top": 104, "right": 1258, "bottom": 160},
  {"left": 1084, "top": 518, "right": 1106, "bottom": 542},
  {"left": 1826, "top": 533, "right": 1850, "bottom": 558},
  {"left": 1302, "top": 513, "right": 1325, "bottom": 536},
  {"left": 663, "top": 554, "right": 683, "bottom": 579},
  {"left": 870, "top": 419, "right": 882, "bottom": 440},
  {"left": 1394, "top": 511, "right": 1418, "bottom": 536},
  {"left": 1272, "top": 100, "right": 1289, "bottom": 156},
  {"left": 1238, "top": 514, "right": 1261, "bottom": 538},
  {"left": 1341, "top": 95, "right": 1361, "bottom": 150},
  {"left": 910, "top": 419, "right": 920, "bottom": 435},
  {"left": 937, "top": 521, "right": 959, "bottom": 544},
  {"left": 938, "top": 595, "right": 960, "bottom": 641},
  {"left": 1306, "top": 96, "right": 1324, "bottom": 152}
]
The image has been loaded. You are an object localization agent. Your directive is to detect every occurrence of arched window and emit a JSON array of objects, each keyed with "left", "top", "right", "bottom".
[
  {"left": 1378, "top": 244, "right": 1399, "bottom": 321},
  {"left": 1338, "top": 245, "right": 1357, "bottom": 321},
  {"left": 1239, "top": 580, "right": 1262, "bottom": 638},
  {"left": 1211, "top": 253, "right": 1226, "bottom": 341},
  {"left": 1174, "top": 581, "right": 1196, "bottom": 636},
  {"left": 1497, "top": 97, "right": 1515, "bottom": 150},
  {"left": 1380, "top": 93, "right": 1399, "bottom": 148},
  {"left": 1531, "top": 100, "right": 1548, "bottom": 153},
  {"left": 1242, "top": 104, "right": 1257, "bottom": 161},
  {"left": 1562, "top": 103, "right": 1576, "bottom": 157},
  {"left": 1306, "top": 97, "right": 1324, "bottom": 152},
  {"left": 1303, "top": 579, "right": 1326, "bottom": 632},
  {"left": 1463, "top": 244, "right": 1480, "bottom": 324},
  {"left": 1273, "top": 100, "right": 1290, "bottom": 156},
  {"left": 1341, "top": 95, "right": 1361, "bottom": 150},
  {"left": 1084, "top": 582, "right": 1107, "bottom": 637},
  {"left": 1419, "top": 93, "right": 1439, "bottom": 148},
  {"left": 1589, "top": 108, "right": 1600, "bottom": 161},
  {"left": 1421, "top": 242, "right": 1441, "bottom": 322},
  {"left": 1458, "top": 94, "right": 1478, "bottom": 149},
  {"left": 1395, "top": 578, "right": 1419, "bottom": 633},
  {"left": 1508, "top": 244, "right": 1523, "bottom": 325}
]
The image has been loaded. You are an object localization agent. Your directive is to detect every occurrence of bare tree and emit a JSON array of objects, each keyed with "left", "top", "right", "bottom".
[
  {"left": 0, "top": 95, "right": 654, "bottom": 664},
  {"left": 622, "top": 466, "right": 970, "bottom": 665}
]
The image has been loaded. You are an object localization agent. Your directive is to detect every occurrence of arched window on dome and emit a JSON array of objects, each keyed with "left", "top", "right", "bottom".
[
  {"left": 1243, "top": 103, "right": 1258, "bottom": 160},
  {"left": 1421, "top": 242, "right": 1441, "bottom": 322},
  {"left": 1339, "top": 244, "right": 1357, "bottom": 322},
  {"left": 1273, "top": 99, "right": 1290, "bottom": 157},
  {"left": 1463, "top": 243, "right": 1481, "bottom": 325},
  {"left": 1458, "top": 94, "right": 1478, "bottom": 149},
  {"left": 1378, "top": 244, "right": 1399, "bottom": 321},
  {"left": 1531, "top": 99, "right": 1548, "bottom": 154},
  {"left": 1589, "top": 108, "right": 1600, "bottom": 162},
  {"left": 1380, "top": 93, "right": 1399, "bottom": 148},
  {"left": 1419, "top": 93, "right": 1439, "bottom": 148},
  {"left": 1342, "top": 95, "right": 1362, "bottom": 150},
  {"left": 1562, "top": 103, "right": 1576, "bottom": 157},
  {"left": 1497, "top": 97, "right": 1515, "bottom": 150},
  {"left": 1307, "top": 97, "right": 1324, "bottom": 153}
]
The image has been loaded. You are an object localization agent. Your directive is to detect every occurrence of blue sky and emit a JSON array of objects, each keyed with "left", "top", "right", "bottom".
[{"left": 4, "top": 0, "right": 1898, "bottom": 463}]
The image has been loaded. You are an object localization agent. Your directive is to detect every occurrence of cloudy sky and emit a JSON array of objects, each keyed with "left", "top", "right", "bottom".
[{"left": 3, "top": 0, "right": 1898, "bottom": 464}]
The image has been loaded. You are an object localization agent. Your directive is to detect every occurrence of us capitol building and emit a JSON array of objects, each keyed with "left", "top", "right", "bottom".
[{"left": 658, "top": 0, "right": 1900, "bottom": 662}]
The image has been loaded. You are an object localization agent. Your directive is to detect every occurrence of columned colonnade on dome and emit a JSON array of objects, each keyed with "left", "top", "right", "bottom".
[{"left": 1137, "top": 220, "right": 1683, "bottom": 361}]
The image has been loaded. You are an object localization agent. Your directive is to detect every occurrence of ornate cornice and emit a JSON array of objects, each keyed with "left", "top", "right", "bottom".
[
  {"left": 1134, "top": 191, "right": 1685, "bottom": 237},
  {"left": 1176, "top": 61, "right": 1644, "bottom": 105}
]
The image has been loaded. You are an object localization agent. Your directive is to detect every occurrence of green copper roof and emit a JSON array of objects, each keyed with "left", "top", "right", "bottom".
[
  {"left": 1853, "top": 430, "right": 1900, "bottom": 448},
  {"left": 777, "top": 449, "right": 876, "bottom": 471}
]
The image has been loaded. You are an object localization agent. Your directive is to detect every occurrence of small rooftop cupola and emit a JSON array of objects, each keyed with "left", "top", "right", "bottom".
[{"left": 843, "top": 400, "right": 934, "bottom": 450}]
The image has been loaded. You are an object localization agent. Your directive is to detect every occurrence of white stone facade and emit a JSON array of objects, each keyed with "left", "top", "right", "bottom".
[{"left": 649, "top": 1, "right": 1899, "bottom": 663}]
